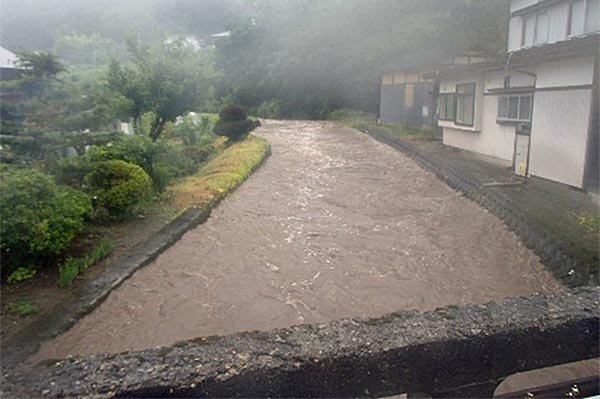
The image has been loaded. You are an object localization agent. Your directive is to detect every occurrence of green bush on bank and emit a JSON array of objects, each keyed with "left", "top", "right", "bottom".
[
  {"left": 214, "top": 105, "right": 257, "bottom": 141},
  {"left": 0, "top": 168, "right": 92, "bottom": 277},
  {"left": 57, "top": 133, "right": 215, "bottom": 194},
  {"left": 85, "top": 160, "right": 153, "bottom": 218}
]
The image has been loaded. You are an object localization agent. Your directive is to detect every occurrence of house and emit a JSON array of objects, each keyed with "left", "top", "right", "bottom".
[
  {"left": 437, "top": 0, "right": 599, "bottom": 190},
  {"left": 379, "top": 54, "right": 489, "bottom": 131},
  {"left": 379, "top": 69, "right": 436, "bottom": 130},
  {"left": 0, "top": 46, "right": 20, "bottom": 82}
]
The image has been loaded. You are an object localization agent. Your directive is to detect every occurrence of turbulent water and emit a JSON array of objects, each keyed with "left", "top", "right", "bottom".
[{"left": 34, "top": 120, "right": 562, "bottom": 360}]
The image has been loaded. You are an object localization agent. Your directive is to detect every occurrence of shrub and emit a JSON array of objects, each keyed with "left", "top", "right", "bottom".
[
  {"left": 83, "top": 135, "right": 212, "bottom": 192},
  {"left": 58, "top": 257, "right": 86, "bottom": 288},
  {"left": 254, "top": 100, "right": 281, "bottom": 119},
  {"left": 173, "top": 114, "right": 215, "bottom": 145},
  {"left": 5, "top": 302, "right": 40, "bottom": 317},
  {"left": 213, "top": 119, "right": 256, "bottom": 141},
  {"left": 85, "top": 160, "right": 152, "bottom": 217},
  {"left": 218, "top": 104, "right": 247, "bottom": 122},
  {"left": 85, "top": 239, "right": 114, "bottom": 265},
  {"left": 0, "top": 168, "right": 92, "bottom": 277},
  {"left": 58, "top": 239, "right": 113, "bottom": 288},
  {"left": 7, "top": 267, "right": 37, "bottom": 284}
]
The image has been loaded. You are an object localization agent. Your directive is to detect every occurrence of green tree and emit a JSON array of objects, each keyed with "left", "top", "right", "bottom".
[{"left": 108, "top": 39, "right": 217, "bottom": 141}]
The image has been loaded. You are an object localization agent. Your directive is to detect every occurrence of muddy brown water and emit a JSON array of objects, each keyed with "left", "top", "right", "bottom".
[{"left": 33, "top": 120, "right": 562, "bottom": 360}]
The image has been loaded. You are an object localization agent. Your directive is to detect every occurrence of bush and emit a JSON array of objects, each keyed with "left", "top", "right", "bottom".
[
  {"left": 173, "top": 114, "right": 215, "bottom": 145},
  {"left": 0, "top": 168, "right": 92, "bottom": 277},
  {"left": 7, "top": 267, "right": 37, "bottom": 284},
  {"left": 254, "top": 100, "right": 281, "bottom": 119},
  {"left": 218, "top": 104, "right": 247, "bottom": 122},
  {"left": 5, "top": 302, "right": 40, "bottom": 317},
  {"left": 58, "top": 257, "right": 86, "bottom": 288},
  {"left": 85, "top": 160, "right": 152, "bottom": 217},
  {"left": 213, "top": 119, "right": 256, "bottom": 141}
]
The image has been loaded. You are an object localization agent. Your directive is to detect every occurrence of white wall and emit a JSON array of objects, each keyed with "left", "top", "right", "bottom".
[
  {"left": 535, "top": 56, "right": 595, "bottom": 88},
  {"left": 528, "top": 56, "right": 595, "bottom": 188},
  {"left": 529, "top": 89, "right": 592, "bottom": 187},
  {"left": 441, "top": 71, "right": 535, "bottom": 162}
]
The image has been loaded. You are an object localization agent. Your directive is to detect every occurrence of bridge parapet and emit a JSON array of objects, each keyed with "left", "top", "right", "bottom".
[{"left": 4, "top": 287, "right": 598, "bottom": 398}]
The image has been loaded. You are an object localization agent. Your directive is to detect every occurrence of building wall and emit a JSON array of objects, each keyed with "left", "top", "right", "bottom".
[
  {"left": 380, "top": 75, "right": 435, "bottom": 129},
  {"left": 441, "top": 74, "right": 521, "bottom": 161},
  {"left": 508, "top": 0, "right": 577, "bottom": 52},
  {"left": 528, "top": 56, "right": 595, "bottom": 187},
  {"left": 510, "top": 0, "right": 539, "bottom": 13}
]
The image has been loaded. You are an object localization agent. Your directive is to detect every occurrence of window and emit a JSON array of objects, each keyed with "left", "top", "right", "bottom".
[
  {"left": 438, "top": 93, "right": 455, "bottom": 121},
  {"left": 455, "top": 83, "right": 476, "bottom": 126},
  {"left": 497, "top": 94, "right": 533, "bottom": 122},
  {"left": 585, "top": 0, "right": 600, "bottom": 33},
  {"left": 535, "top": 12, "right": 549, "bottom": 43},
  {"left": 570, "top": 0, "right": 586, "bottom": 35},
  {"left": 523, "top": 15, "right": 535, "bottom": 46},
  {"left": 570, "top": 0, "right": 600, "bottom": 36}
]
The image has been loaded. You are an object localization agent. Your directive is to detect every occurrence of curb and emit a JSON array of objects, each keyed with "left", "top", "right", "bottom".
[{"left": 357, "top": 125, "right": 593, "bottom": 287}]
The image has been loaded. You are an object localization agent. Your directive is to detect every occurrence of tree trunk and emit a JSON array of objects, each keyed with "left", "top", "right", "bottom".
[{"left": 149, "top": 117, "right": 166, "bottom": 142}]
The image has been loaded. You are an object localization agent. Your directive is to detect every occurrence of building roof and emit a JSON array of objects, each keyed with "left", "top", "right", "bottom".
[
  {"left": 0, "top": 46, "right": 19, "bottom": 69},
  {"left": 508, "top": 33, "right": 600, "bottom": 66}
]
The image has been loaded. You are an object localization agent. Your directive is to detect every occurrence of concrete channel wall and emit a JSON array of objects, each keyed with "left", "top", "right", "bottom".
[{"left": 4, "top": 288, "right": 598, "bottom": 398}]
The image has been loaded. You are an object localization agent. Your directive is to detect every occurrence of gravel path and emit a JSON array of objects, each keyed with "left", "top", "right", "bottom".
[{"left": 34, "top": 120, "right": 562, "bottom": 360}]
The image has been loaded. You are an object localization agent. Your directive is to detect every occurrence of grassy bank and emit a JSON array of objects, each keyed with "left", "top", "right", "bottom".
[
  {"left": 170, "top": 135, "right": 271, "bottom": 209},
  {"left": 328, "top": 110, "right": 439, "bottom": 141}
]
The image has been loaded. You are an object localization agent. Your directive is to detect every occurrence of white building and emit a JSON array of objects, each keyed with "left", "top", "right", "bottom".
[{"left": 437, "top": 0, "right": 599, "bottom": 190}]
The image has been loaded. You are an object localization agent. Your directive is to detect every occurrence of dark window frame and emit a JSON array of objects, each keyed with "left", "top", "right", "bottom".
[
  {"left": 438, "top": 93, "right": 456, "bottom": 121},
  {"left": 455, "top": 82, "right": 476, "bottom": 127}
]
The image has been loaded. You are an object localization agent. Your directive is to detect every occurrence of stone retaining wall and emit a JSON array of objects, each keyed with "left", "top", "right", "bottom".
[{"left": 4, "top": 288, "right": 598, "bottom": 398}]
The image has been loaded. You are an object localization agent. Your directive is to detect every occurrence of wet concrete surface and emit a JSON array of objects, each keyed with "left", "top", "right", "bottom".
[{"left": 33, "top": 120, "right": 562, "bottom": 360}]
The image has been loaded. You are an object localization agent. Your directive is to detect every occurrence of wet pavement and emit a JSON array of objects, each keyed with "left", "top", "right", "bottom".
[{"left": 34, "top": 120, "right": 562, "bottom": 360}]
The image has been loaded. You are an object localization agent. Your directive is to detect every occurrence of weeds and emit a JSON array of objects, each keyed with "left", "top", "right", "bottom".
[
  {"left": 5, "top": 301, "right": 40, "bottom": 317},
  {"left": 58, "top": 239, "right": 114, "bottom": 288}
]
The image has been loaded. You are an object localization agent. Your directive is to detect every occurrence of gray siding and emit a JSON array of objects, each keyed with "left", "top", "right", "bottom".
[{"left": 379, "top": 82, "right": 435, "bottom": 129}]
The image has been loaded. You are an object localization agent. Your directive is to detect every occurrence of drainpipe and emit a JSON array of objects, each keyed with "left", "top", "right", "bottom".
[{"left": 505, "top": 52, "right": 537, "bottom": 179}]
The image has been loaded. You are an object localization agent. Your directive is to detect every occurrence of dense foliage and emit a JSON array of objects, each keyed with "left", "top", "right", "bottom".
[
  {"left": 214, "top": 105, "right": 256, "bottom": 141},
  {"left": 0, "top": 168, "right": 92, "bottom": 276},
  {"left": 85, "top": 160, "right": 153, "bottom": 217},
  {"left": 108, "top": 39, "right": 217, "bottom": 141}
]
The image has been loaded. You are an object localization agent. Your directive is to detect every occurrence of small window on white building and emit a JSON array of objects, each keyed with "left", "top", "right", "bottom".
[
  {"left": 497, "top": 94, "right": 532, "bottom": 123},
  {"left": 455, "top": 83, "right": 476, "bottom": 126},
  {"left": 438, "top": 93, "right": 455, "bottom": 121},
  {"left": 585, "top": 0, "right": 600, "bottom": 33},
  {"left": 570, "top": 0, "right": 600, "bottom": 35},
  {"left": 570, "top": 0, "right": 587, "bottom": 35},
  {"left": 535, "top": 12, "right": 549, "bottom": 43},
  {"left": 523, "top": 15, "right": 535, "bottom": 46}
]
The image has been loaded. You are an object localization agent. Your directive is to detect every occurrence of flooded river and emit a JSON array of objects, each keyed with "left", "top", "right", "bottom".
[{"left": 34, "top": 120, "right": 562, "bottom": 360}]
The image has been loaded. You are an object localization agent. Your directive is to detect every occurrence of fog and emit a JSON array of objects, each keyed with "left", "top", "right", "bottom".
[{"left": 0, "top": 0, "right": 510, "bottom": 117}]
